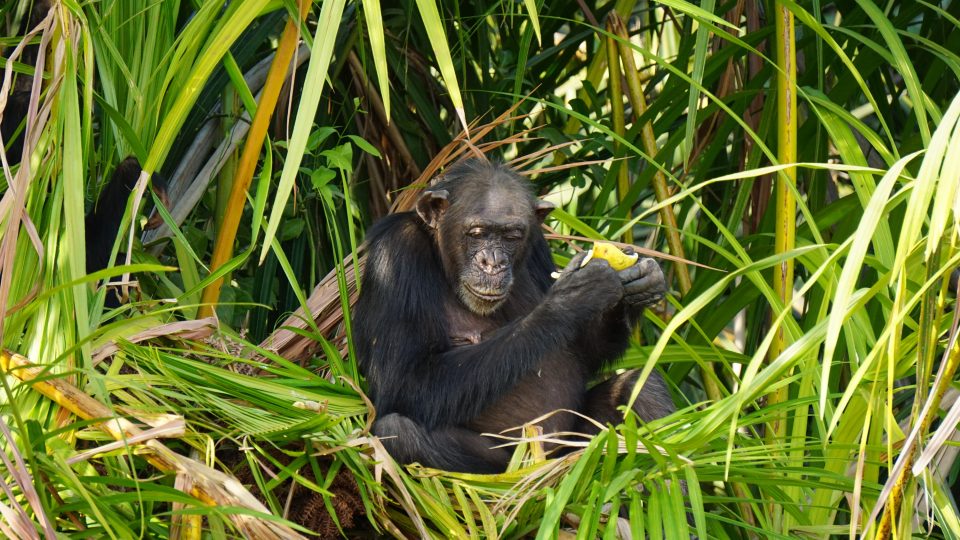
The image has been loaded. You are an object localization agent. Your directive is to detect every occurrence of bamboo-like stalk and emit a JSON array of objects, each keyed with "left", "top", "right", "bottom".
[
  {"left": 198, "top": 0, "right": 310, "bottom": 319},
  {"left": 768, "top": 2, "right": 796, "bottom": 429},
  {"left": 0, "top": 349, "right": 306, "bottom": 539},
  {"left": 606, "top": 14, "right": 721, "bottom": 409},
  {"left": 767, "top": 3, "right": 797, "bottom": 531},
  {"left": 607, "top": 14, "right": 692, "bottom": 295},
  {"left": 604, "top": 21, "right": 631, "bottom": 245}
]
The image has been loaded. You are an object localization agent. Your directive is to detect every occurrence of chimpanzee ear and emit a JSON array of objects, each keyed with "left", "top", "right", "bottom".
[
  {"left": 534, "top": 200, "right": 555, "bottom": 223},
  {"left": 416, "top": 189, "right": 450, "bottom": 230}
]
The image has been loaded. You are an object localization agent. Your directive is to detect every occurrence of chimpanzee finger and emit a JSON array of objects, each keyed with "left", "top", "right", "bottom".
[
  {"left": 554, "top": 250, "right": 591, "bottom": 280},
  {"left": 622, "top": 260, "right": 666, "bottom": 296},
  {"left": 567, "top": 250, "right": 591, "bottom": 270},
  {"left": 623, "top": 273, "right": 666, "bottom": 297},
  {"left": 617, "top": 257, "right": 661, "bottom": 285},
  {"left": 624, "top": 289, "right": 665, "bottom": 308},
  {"left": 624, "top": 280, "right": 666, "bottom": 305},
  {"left": 616, "top": 261, "right": 643, "bottom": 285}
]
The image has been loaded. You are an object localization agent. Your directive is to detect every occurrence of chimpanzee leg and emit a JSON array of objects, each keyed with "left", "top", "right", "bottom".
[
  {"left": 581, "top": 371, "right": 692, "bottom": 528},
  {"left": 372, "top": 413, "right": 511, "bottom": 474},
  {"left": 580, "top": 369, "right": 675, "bottom": 431}
]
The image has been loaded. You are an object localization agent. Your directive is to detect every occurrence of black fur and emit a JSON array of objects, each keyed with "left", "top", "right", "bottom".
[
  {"left": 86, "top": 157, "right": 167, "bottom": 306},
  {"left": 355, "top": 160, "right": 673, "bottom": 473},
  {"left": 2, "top": 1, "right": 50, "bottom": 165},
  {"left": 0, "top": 90, "right": 29, "bottom": 163}
]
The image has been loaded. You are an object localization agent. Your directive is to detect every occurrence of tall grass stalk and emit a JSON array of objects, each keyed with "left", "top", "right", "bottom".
[
  {"left": 198, "top": 0, "right": 310, "bottom": 319},
  {"left": 605, "top": 19, "right": 631, "bottom": 245},
  {"left": 766, "top": 2, "right": 798, "bottom": 533},
  {"left": 608, "top": 13, "right": 692, "bottom": 296}
]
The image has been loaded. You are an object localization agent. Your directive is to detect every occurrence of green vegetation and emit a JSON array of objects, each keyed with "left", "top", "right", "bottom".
[{"left": 1, "top": 0, "right": 959, "bottom": 537}]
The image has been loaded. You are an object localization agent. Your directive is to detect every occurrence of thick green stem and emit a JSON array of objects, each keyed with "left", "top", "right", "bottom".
[
  {"left": 768, "top": 2, "right": 797, "bottom": 530},
  {"left": 607, "top": 14, "right": 720, "bottom": 408},
  {"left": 769, "top": 4, "right": 797, "bottom": 423},
  {"left": 607, "top": 14, "right": 693, "bottom": 296},
  {"left": 562, "top": 0, "right": 639, "bottom": 136},
  {"left": 605, "top": 23, "right": 632, "bottom": 245}
]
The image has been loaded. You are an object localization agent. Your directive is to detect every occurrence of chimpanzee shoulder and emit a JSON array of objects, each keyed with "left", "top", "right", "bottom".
[
  {"left": 358, "top": 211, "right": 448, "bottom": 319},
  {"left": 354, "top": 211, "right": 449, "bottom": 415}
]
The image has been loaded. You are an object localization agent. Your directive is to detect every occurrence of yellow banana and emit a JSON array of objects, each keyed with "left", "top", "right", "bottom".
[
  {"left": 580, "top": 242, "right": 639, "bottom": 271},
  {"left": 550, "top": 242, "right": 639, "bottom": 279}
]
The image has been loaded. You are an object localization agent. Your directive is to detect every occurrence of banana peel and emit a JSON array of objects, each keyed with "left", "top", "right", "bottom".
[
  {"left": 551, "top": 242, "right": 639, "bottom": 279},
  {"left": 581, "top": 242, "right": 639, "bottom": 271}
]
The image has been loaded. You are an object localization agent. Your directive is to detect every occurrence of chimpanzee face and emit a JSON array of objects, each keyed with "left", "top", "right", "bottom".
[
  {"left": 416, "top": 178, "right": 552, "bottom": 316},
  {"left": 451, "top": 193, "right": 530, "bottom": 314}
]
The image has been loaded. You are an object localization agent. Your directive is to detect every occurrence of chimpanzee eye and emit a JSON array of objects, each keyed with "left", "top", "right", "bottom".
[
  {"left": 502, "top": 227, "right": 525, "bottom": 240},
  {"left": 467, "top": 228, "right": 484, "bottom": 238}
]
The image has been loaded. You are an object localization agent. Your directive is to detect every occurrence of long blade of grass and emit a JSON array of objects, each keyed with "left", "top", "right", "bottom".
[
  {"left": 146, "top": 0, "right": 272, "bottom": 172},
  {"left": 0, "top": 349, "right": 310, "bottom": 538},
  {"left": 683, "top": 0, "right": 714, "bottom": 169},
  {"left": 820, "top": 152, "right": 918, "bottom": 416},
  {"left": 892, "top": 93, "right": 960, "bottom": 281},
  {"left": 360, "top": 0, "right": 390, "bottom": 118},
  {"left": 853, "top": 0, "right": 931, "bottom": 143},
  {"left": 259, "top": 0, "right": 346, "bottom": 264},
  {"left": 413, "top": 0, "right": 468, "bottom": 133}
]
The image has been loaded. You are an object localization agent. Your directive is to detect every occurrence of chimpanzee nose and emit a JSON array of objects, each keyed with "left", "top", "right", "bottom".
[{"left": 479, "top": 251, "right": 507, "bottom": 275}]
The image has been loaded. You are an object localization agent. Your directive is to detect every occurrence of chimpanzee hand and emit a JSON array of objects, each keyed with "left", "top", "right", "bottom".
[
  {"left": 548, "top": 251, "right": 623, "bottom": 318},
  {"left": 617, "top": 251, "right": 666, "bottom": 314}
]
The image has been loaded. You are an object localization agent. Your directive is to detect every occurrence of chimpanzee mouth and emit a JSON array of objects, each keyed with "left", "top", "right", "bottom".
[{"left": 465, "top": 283, "right": 507, "bottom": 302}]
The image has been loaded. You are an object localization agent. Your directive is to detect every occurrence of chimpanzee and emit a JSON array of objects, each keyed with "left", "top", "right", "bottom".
[
  {"left": 0, "top": 91, "right": 29, "bottom": 164},
  {"left": 86, "top": 156, "right": 168, "bottom": 305},
  {"left": 1, "top": 0, "right": 50, "bottom": 165},
  {"left": 354, "top": 159, "right": 675, "bottom": 473}
]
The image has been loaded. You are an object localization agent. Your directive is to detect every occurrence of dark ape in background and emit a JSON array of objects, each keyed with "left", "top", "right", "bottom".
[
  {"left": 354, "top": 160, "right": 674, "bottom": 473},
  {"left": 1, "top": 0, "right": 51, "bottom": 165},
  {"left": 86, "top": 156, "right": 168, "bottom": 306},
  {"left": 0, "top": 91, "right": 29, "bottom": 165}
]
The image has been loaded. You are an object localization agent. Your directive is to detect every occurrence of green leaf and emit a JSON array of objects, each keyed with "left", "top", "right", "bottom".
[
  {"left": 519, "top": 0, "right": 541, "bottom": 46},
  {"left": 147, "top": 0, "right": 273, "bottom": 171},
  {"left": 322, "top": 143, "right": 354, "bottom": 170},
  {"left": 360, "top": 0, "right": 391, "bottom": 118},
  {"left": 310, "top": 167, "right": 337, "bottom": 191},
  {"left": 854, "top": 0, "right": 931, "bottom": 143},
  {"left": 260, "top": 0, "right": 347, "bottom": 263},
  {"left": 413, "top": 0, "right": 467, "bottom": 132},
  {"left": 820, "top": 151, "right": 918, "bottom": 416},
  {"left": 683, "top": 0, "right": 714, "bottom": 166},
  {"left": 346, "top": 134, "right": 381, "bottom": 157}
]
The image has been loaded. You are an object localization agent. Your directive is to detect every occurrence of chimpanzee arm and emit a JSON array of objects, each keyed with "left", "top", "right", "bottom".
[
  {"left": 355, "top": 215, "right": 623, "bottom": 430},
  {"left": 570, "top": 304, "right": 634, "bottom": 373}
]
